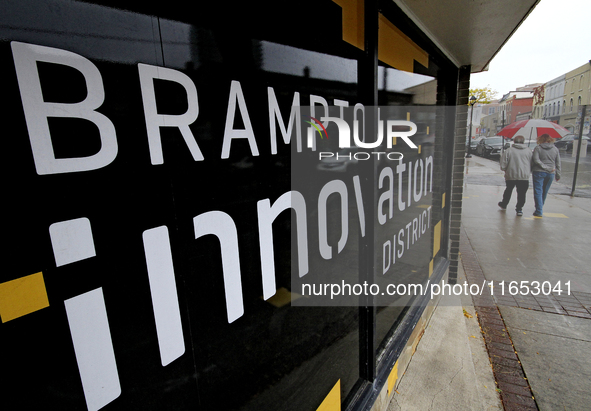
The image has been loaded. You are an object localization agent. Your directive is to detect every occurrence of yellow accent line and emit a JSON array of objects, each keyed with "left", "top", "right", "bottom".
[
  {"left": 264, "top": 287, "right": 301, "bottom": 308},
  {"left": 0, "top": 272, "right": 49, "bottom": 323},
  {"left": 429, "top": 259, "right": 434, "bottom": 277},
  {"left": 317, "top": 380, "right": 341, "bottom": 411},
  {"left": 525, "top": 213, "right": 568, "bottom": 220},
  {"left": 332, "top": 0, "right": 364, "bottom": 50},
  {"left": 543, "top": 213, "right": 568, "bottom": 218},
  {"left": 442, "top": 192, "right": 446, "bottom": 208},
  {"left": 433, "top": 221, "right": 441, "bottom": 258},
  {"left": 378, "top": 14, "right": 429, "bottom": 71},
  {"left": 332, "top": 2, "right": 430, "bottom": 72},
  {"left": 387, "top": 361, "right": 399, "bottom": 396}
]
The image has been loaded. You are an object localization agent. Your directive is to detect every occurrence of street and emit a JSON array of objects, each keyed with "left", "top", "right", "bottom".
[{"left": 467, "top": 148, "right": 591, "bottom": 198}]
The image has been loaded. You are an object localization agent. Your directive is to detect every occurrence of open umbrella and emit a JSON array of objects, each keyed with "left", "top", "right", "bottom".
[{"left": 497, "top": 119, "right": 570, "bottom": 140}]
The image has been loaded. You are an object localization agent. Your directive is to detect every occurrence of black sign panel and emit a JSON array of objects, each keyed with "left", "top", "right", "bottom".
[{"left": 0, "top": 1, "right": 453, "bottom": 410}]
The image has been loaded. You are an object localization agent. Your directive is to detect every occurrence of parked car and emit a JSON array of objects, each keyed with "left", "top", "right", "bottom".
[
  {"left": 554, "top": 134, "right": 590, "bottom": 152},
  {"left": 475, "top": 136, "right": 510, "bottom": 158},
  {"left": 466, "top": 137, "right": 483, "bottom": 154}
]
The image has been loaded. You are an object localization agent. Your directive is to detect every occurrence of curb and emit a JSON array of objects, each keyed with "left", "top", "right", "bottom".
[{"left": 460, "top": 227, "right": 539, "bottom": 411}]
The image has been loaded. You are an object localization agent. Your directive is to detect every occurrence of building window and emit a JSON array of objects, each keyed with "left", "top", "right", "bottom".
[
  {"left": 580, "top": 75, "right": 584, "bottom": 91},
  {"left": 563, "top": 100, "right": 566, "bottom": 113},
  {"left": 557, "top": 101, "right": 560, "bottom": 115},
  {"left": 578, "top": 96, "right": 582, "bottom": 107},
  {"left": 570, "top": 98, "right": 574, "bottom": 112}
]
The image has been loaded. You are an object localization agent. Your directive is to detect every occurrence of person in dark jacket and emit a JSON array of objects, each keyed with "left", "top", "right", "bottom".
[
  {"left": 531, "top": 133, "right": 561, "bottom": 217},
  {"left": 498, "top": 135, "right": 532, "bottom": 216}
]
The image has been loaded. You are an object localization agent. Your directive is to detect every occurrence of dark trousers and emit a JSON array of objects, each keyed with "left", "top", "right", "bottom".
[{"left": 500, "top": 180, "right": 529, "bottom": 211}]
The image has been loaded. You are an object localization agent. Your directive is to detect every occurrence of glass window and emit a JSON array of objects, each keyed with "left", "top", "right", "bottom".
[
  {"left": 373, "top": 79, "right": 452, "bottom": 364},
  {"left": 2, "top": 1, "right": 457, "bottom": 410},
  {"left": 2, "top": 1, "right": 363, "bottom": 409},
  {"left": 374, "top": 72, "right": 438, "bottom": 351},
  {"left": 157, "top": 13, "right": 364, "bottom": 411}
]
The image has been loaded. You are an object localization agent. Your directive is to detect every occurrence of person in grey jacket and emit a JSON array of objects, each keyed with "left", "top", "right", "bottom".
[
  {"left": 498, "top": 135, "right": 532, "bottom": 216},
  {"left": 531, "top": 133, "right": 561, "bottom": 217}
]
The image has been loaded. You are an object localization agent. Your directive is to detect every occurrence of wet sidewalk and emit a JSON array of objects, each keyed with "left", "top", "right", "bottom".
[
  {"left": 461, "top": 155, "right": 591, "bottom": 410},
  {"left": 387, "top": 154, "right": 591, "bottom": 411}
]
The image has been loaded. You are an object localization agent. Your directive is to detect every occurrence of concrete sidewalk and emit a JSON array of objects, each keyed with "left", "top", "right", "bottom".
[
  {"left": 387, "top": 154, "right": 591, "bottom": 411},
  {"left": 386, "top": 270, "right": 503, "bottom": 411}
]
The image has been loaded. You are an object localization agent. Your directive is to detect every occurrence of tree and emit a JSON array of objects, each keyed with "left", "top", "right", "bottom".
[
  {"left": 532, "top": 84, "right": 545, "bottom": 106},
  {"left": 469, "top": 87, "right": 498, "bottom": 105}
]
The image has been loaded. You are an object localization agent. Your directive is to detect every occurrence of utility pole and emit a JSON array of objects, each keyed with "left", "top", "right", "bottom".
[
  {"left": 571, "top": 105, "right": 587, "bottom": 197},
  {"left": 466, "top": 96, "right": 477, "bottom": 158}
]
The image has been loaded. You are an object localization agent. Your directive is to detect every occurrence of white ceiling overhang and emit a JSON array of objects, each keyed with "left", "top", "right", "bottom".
[{"left": 393, "top": 0, "right": 541, "bottom": 72}]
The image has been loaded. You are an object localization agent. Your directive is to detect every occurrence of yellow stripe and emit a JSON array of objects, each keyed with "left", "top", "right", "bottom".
[
  {"left": 317, "top": 380, "right": 341, "bottom": 411},
  {"left": 332, "top": 0, "right": 364, "bottom": 50},
  {"left": 378, "top": 14, "right": 429, "bottom": 72},
  {"left": 387, "top": 361, "right": 399, "bottom": 396},
  {"left": 0, "top": 272, "right": 49, "bottom": 323},
  {"left": 433, "top": 221, "right": 441, "bottom": 258},
  {"left": 542, "top": 213, "right": 568, "bottom": 218},
  {"left": 331, "top": 2, "right": 429, "bottom": 72}
]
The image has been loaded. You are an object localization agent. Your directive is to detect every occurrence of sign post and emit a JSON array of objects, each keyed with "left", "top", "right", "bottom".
[{"left": 571, "top": 105, "right": 588, "bottom": 197}]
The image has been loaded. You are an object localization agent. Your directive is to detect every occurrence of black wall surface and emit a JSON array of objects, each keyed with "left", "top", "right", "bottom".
[{"left": 0, "top": 1, "right": 457, "bottom": 410}]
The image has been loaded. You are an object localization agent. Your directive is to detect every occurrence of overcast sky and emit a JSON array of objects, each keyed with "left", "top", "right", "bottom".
[{"left": 471, "top": 0, "right": 591, "bottom": 99}]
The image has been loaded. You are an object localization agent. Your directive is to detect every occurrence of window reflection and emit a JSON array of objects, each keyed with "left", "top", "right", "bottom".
[
  {"left": 0, "top": 0, "right": 161, "bottom": 64},
  {"left": 261, "top": 41, "right": 356, "bottom": 83}
]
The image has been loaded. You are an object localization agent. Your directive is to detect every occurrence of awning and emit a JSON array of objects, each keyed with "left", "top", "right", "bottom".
[{"left": 393, "top": 0, "right": 540, "bottom": 72}]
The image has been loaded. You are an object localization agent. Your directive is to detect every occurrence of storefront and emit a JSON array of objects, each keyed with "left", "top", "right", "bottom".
[{"left": 0, "top": 1, "right": 538, "bottom": 410}]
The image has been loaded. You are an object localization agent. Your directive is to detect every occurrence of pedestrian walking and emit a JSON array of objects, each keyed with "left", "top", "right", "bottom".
[
  {"left": 498, "top": 135, "right": 532, "bottom": 216},
  {"left": 531, "top": 133, "right": 561, "bottom": 217}
]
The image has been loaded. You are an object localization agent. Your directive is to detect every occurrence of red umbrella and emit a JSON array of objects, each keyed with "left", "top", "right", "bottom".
[{"left": 497, "top": 119, "right": 570, "bottom": 140}]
